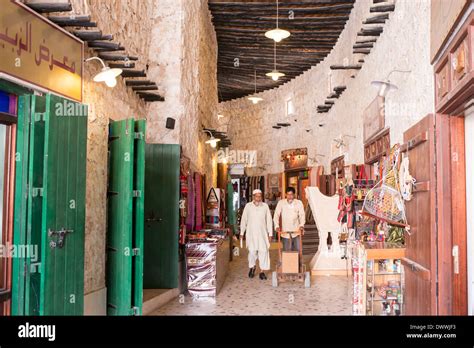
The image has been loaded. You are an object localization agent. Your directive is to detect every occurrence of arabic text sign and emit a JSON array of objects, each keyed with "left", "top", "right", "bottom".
[{"left": 0, "top": 0, "right": 83, "bottom": 101}]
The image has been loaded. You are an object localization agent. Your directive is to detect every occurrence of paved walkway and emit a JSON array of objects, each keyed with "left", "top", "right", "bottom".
[{"left": 150, "top": 246, "right": 353, "bottom": 315}]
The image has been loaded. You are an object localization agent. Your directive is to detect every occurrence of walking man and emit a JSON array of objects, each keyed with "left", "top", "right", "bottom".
[
  {"left": 240, "top": 189, "right": 273, "bottom": 280},
  {"left": 273, "top": 187, "right": 306, "bottom": 252}
]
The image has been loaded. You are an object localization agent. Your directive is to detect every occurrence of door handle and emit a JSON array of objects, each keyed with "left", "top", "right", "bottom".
[
  {"left": 146, "top": 217, "right": 162, "bottom": 222},
  {"left": 452, "top": 245, "right": 459, "bottom": 274}
]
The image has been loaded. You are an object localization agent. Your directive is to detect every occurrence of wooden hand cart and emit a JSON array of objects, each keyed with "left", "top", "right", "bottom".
[{"left": 272, "top": 231, "right": 311, "bottom": 288}]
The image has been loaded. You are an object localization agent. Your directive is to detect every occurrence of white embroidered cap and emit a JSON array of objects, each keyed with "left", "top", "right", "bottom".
[{"left": 252, "top": 189, "right": 262, "bottom": 195}]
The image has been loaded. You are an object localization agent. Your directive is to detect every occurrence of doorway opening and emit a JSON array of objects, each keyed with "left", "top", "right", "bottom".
[
  {"left": 0, "top": 89, "right": 17, "bottom": 315},
  {"left": 464, "top": 101, "right": 474, "bottom": 315}
]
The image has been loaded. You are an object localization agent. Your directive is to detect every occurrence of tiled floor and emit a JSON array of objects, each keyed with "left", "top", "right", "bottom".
[{"left": 150, "top": 245, "right": 353, "bottom": 316}]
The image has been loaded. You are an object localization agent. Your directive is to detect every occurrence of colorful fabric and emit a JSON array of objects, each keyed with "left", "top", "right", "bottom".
[
  {"left": 186, "top": 174, "right": 195, "bottom": 231},
  {"left": 195, "top": 173, "right": 203, "bottom": 230}
]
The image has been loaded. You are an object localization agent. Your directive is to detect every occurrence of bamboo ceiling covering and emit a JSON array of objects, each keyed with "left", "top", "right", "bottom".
[{"left": 209, "top": 0, "right": 355, "bottom": 101}]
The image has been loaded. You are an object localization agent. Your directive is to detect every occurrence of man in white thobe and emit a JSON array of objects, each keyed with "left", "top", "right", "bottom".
[
  {"left": 273, "top": 187, "right": 306, "bottom": 253},
  {"left": 240, "top": 189, "right": 273, "bottom": 280}
]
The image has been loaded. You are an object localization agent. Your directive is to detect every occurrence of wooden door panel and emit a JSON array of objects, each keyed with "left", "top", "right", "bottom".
[
  {"left": 449, "top": 115, "right": 468, "bottom": 315},
  {"left": 11, "top": 95, "right": 31, "bottom": 315},
  {"left": 403, "top": 114, "right": 437, "bottom": 315},
  {"left": 106, "top": 118, "right": 146, "bottom": 316},
  {"left": 107, "top": 119, "right": 135, "bottom": 315},
  {"left": 143, "top": 144, "right": 179, "bottom": 289},
  {"left": 133, "top": 119, "right": 145, "bottom": 314},
  {"left": 42, "top": 94, "right": 87, "bottom": 315},
  {"left": 12, "top": 94, "right": 87, "bottom": 315}
]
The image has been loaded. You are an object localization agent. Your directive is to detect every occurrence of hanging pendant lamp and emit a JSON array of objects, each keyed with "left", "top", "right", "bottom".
[
  {"left": 265, "top": 0, "right": 291, "bottom": 43},
  {"left": 248, "top": 68, "right": 263, "bottom": 104},
  {"left": 266, "top": 42, "right": 285, "bottom": 81}
]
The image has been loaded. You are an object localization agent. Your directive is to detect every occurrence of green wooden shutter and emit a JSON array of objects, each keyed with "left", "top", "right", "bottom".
[
  {"left": 11, "top": 95, "right": 31, "bottom": 315},
  {"left": 143, "top": 144, "right": 180, "bottom": 289},
  {"left": 107, "top": 119, "right": 135, "bottom": 315},
  {"left": 12, "top": 94, "right": 87, "bottom": 315},
  {"left": 106, "top": 118, "right": 146, "bottom": 315},
  {"left": 132, "top": 119, "right": 146, "bottom": 315}
]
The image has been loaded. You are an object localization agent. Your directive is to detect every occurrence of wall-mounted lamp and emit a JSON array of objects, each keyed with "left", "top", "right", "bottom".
[
  {"left": 203, "top": 130, "right": 220, "bottom": 148},
  {"left": 371, "top": 69, "right": 411, "bottom": 97},
  {"left": 85, "top": 57, "right": 122, "bottom": 88}
]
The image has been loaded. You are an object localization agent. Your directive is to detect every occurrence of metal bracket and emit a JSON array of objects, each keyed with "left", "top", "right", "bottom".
[
  {"left": 48, "top": 228, "right": 74, "bottom": 249},
  {"left": 132, "top": 248, "right": 140, "bottom": 256},
  {"left": 131, "top": 306, "right": 140, "bottom": 316},
  {"left": 132, "top": 190, "right": 142, "bottom": 198},
  {"left": 134, "top": 132, "right": 144, "bottom": 140}
]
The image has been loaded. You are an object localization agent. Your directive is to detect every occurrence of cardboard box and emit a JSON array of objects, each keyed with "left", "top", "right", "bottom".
[{"left": 282, "top": 251, "right": 299, "bottom": 273}]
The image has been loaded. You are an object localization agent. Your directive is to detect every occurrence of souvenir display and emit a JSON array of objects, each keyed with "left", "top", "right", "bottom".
[
  {"left": 363, "top": 244, "right": 405, "bottom": 316},
  {"left": 351, "top": 243, "right": 365, "bottom": 315},
  {"left": 362, "top": 145, "right": 407, "bottom": 225}
]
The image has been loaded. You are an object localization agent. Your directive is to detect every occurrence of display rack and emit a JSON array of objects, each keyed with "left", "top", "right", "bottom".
[{"left": 364, "top": 242, "right": 405, "bottom": 316}]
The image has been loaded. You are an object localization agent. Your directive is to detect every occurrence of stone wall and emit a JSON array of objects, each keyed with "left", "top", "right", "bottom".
[
  {"left": 68, "top": 0, "right": 155, "bottom": 295},
  {"left": 65, "top": 0, "right": 218, "bottom": 299},
  {"left": 69, "top": 0, "right": 218, "bottom": 299},
  {"left": 147, "top": 0, "right": 218, "bottom": 189},
  {"left": 218, "top": 0, "right": 434, "bottom": 176}
]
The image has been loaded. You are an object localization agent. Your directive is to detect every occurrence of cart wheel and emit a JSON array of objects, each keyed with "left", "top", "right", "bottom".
[
  {"left": 272, "top": 271, "right": 278, "bottom": 287},
  {"left": 304, "top": 271, "right": 311, "bottom": 288}
]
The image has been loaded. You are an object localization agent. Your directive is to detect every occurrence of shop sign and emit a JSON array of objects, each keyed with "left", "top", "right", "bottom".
[
  {"left": 281, "top": 148, "right": 308, "bottom": 170},
  {"left": 0, "top": 0, "right": 83, "bottom": 102},
  {"left": 363, "top": 96, "right": 385, "bottom": 142},
  {"left": 364, "top": 128, "right": 391, "bottom": 164}
]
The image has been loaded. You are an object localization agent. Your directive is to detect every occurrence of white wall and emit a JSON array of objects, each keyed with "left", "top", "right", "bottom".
[{"left": 218, "top": 0, "right": 434, "bottom": 175}]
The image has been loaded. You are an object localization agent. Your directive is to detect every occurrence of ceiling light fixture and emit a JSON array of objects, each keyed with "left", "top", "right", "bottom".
[
  {"left": 85, "top": 57, "right": 122, "bottom": 88},
  {"left": 248, "top": 68, "right": 263, "bottom": 104},
  {"left": 266, "top": 42, "right": 285, "bottom": 81},
  {"left": 265, "top": 0, "right": 291, "bottom": 43}
]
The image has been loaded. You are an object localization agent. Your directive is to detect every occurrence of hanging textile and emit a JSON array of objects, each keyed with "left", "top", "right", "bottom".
[
  {"left": 186, "top": 174, "right": 195, "bottom": 231},
  {"left": 180, "top": 174, "right": 188, "bottom": 219},
  {"left": 195, "top": 173, "right": 203, "bottom": 231},
  {"left": 337, "top": 183, "right": 356, "bottom": 228},
  {"left": 226, "top": 175, "right": 236, "bottom": 234}
]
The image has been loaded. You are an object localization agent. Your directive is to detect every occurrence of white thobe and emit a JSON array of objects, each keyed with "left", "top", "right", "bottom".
[
  {"left": 240, "top": 201, "right": 273, "bottom": 270},
  {"left": 273, "top": 199, "right": 306, "bottom": 238}
]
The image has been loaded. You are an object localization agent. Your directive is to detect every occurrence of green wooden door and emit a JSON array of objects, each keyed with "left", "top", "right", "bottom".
[
  {"left": 132, "top": 120, "right": 145, "bottom": 314},
  {"left": 11, "top": 94, "right": 33, "bottom": 315},
  {"left": 143, "top": 144, "right": 180, "bottom": 289},
  {"left": 106, "top": 118, "right": 145, "bottom": 315},
  {"left": 12, "top": 93, "right": 87, "bottom": 315}
]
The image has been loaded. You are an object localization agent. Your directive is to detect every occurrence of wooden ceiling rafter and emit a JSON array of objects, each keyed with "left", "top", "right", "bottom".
[{"left": 209, "top": 0, "right": 355, "bottom": 101}]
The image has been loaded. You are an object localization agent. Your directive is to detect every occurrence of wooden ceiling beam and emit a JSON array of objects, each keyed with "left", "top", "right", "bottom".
[
  {"left": 210, "top": 0, "right": 353, "bottom": 101},
  {"left": 26, "top": 2, "right": 72, "bottom": 13},
  {"left": 209, "top": 3, "right": 354, "bottom": 11}
]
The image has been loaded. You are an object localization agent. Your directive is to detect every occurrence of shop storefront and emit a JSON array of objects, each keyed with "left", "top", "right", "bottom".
[{"left": 0, "top": 0, "right": 86, "bottom": 315}]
